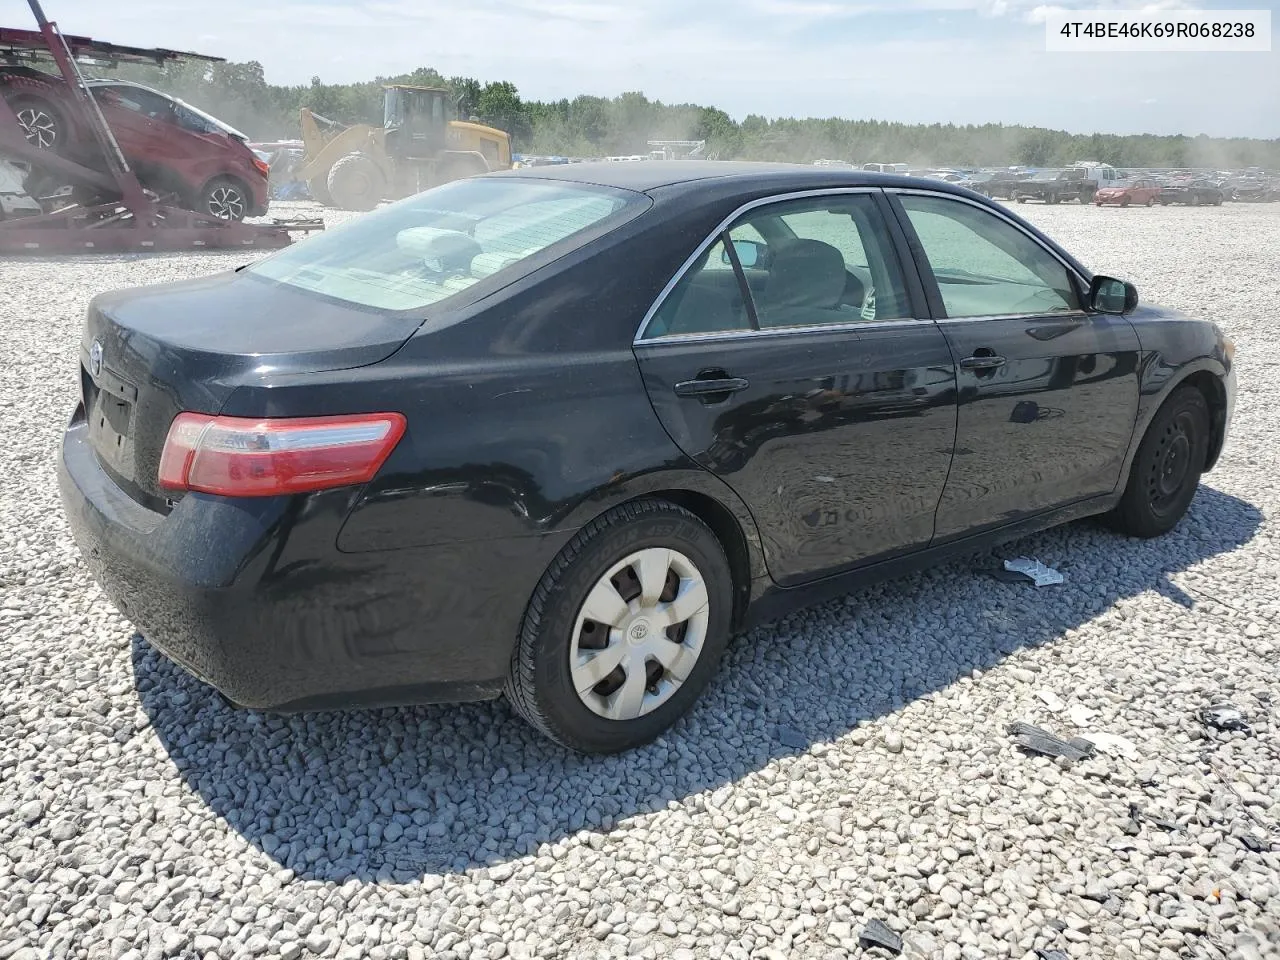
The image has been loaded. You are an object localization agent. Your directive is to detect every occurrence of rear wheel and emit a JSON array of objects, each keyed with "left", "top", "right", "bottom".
[
  {"left": 1108, "top": 386, "right": 1209, "bottom": 538},
  {"left": 7, "top": 94, "right": 64, "bottom": 151},
  {"left": 199, "top": 176, "right": 250, "bottom": 221},
  {"left": 326, "top": 152, "right": 385, "bottom": 211},
  {"left": 505, "top": 499, "right": 734, "bottom": 753}
]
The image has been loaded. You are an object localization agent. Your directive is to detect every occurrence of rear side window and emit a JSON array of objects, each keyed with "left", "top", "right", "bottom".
[
  {"left": 643, "top": 193, "right": 913, "bottom": 339},
  {"left": 247, "top": 178, "right": 645, "bottom": 312}
]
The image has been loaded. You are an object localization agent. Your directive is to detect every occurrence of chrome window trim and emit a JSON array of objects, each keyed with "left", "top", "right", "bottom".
[
  {"left": 886, "top": 187, "right": 1092, "bottom": 294},
  {"left": 936, "top": 310, "right": 1090, "bottom": 325},
  {"left": 633, "top": 316, "right": 931, "bottom": 348},
  {"left": 632, "top": 187, "right": 908, "bottom": 345}
]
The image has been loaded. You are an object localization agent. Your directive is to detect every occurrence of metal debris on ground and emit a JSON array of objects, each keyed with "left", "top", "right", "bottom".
[
  {"left": 1083, "top": 731, "right": 1140, "bottom": 759},
  {"left": 858, "top": 918, "right": 903, "bottom": 954},
  {"left": 1128, "top": 803, "right": 1180, "bottom": 832},
  {"left": 1199, "top": 702, "right": 1250, "bottom": 732},
  {"left": 1035, "top": 950, "right": 1070, "bottom": 960},
  {"left": 1008, "top": 721, "right": 1097, "bottom": 760},
  {"left": 1002, "top": 557, "right": 1065, "bottom": 586}
]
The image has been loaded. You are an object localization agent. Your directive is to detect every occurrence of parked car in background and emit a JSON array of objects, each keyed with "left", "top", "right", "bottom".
[
  {"left": 0, "top": 67, "right": 269, "bottom": 220},
  {"left": 979, "top": 170, "right": 1035, "bottom": 199},
  {"left": 1159, "top": 179, "right": 1225, "bottom": 206},
  {"left": 1095, "top": 178, "right": 1163, "bottom": 207},
  {"left": 59, "top": 163, "right": 1236, "bottom": 753},
  {"left": 1227, "top": 177, "right": 1280, "bottom": 202},
  {"left": 1014, "top": 167, "right": 1097, "bottom": 204}
]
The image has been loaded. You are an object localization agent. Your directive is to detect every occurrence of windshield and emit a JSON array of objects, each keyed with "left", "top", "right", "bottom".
[
  {"left": 1030, "top": 170, "right": 1064, "bottom": 181},
  {"left": 247, "top": 178, "right": 644, "bottom": 312}
]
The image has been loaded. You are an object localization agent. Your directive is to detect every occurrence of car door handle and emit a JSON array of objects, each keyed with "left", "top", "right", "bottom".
[
  {"left": 959, "top": 354, "right": 1007, "bottom": 371},
  {"left": 674, "top": 375, "right": 750, "bottom": 399}
]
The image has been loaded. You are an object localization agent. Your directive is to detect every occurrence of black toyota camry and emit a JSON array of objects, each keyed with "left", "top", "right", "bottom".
[{"left": 59, "top": 162, "right": 1236, "bottom": 753}]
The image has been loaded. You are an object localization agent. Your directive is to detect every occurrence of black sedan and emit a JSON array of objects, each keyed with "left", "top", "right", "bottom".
[
  {"left": 1159, "top": 179, "right": 1226, "bottom": 206},
  {"left": 59, "top": 162, "right": 1237, "bottom": 753}
]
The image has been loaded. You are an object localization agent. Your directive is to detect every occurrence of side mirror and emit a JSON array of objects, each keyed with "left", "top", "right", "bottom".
[
  {"left": 722, "top": 239, "right": 768, "bottom": 269},
  {"left": 1088, "top": 275, "right": 1139, "bottom": 314}
]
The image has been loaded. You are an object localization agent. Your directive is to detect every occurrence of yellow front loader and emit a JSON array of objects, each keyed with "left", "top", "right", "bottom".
[{"left": 297, "top": 85, "right": 513, "bottom": 211}]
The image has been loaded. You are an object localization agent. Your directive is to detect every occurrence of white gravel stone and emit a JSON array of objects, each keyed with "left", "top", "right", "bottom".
[{"left": 1, "top": 199, "right": 1279, "bottom": 958}]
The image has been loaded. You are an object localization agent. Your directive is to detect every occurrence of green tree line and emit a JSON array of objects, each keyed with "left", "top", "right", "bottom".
[{"left": 108, "top": 59, "right": 1279, "bottom": 170}]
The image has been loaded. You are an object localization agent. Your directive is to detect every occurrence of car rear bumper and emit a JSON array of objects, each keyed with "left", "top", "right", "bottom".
[{"left": 58, "top": 414, "right": 550, "bottom": 711}]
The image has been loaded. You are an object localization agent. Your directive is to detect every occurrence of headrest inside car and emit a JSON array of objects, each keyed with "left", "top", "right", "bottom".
[{"left": 396, "top": 227, "right": 483, "bottom": 271}]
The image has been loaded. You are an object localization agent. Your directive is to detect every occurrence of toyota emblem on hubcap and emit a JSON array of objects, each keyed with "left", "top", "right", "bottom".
[{"left": 629, "top": 621, "right": 649, "bottom": 641}]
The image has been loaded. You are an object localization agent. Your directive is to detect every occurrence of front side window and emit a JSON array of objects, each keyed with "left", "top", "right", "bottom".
[
  {"left": 643, "top": 193, "right": 913, "bottom": 339},
  {"left": 247, "top": 178, "right": 645, "bottom": 312},
  {"left": 897, "top": 194, "right": 1081, "bottom": 318}
]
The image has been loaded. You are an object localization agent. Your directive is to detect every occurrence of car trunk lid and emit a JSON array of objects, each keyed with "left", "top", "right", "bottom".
[{"left": 80, "top": 270, "right": 423, "bottom": 508}]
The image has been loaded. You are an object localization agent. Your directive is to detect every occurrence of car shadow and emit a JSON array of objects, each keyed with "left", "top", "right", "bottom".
[{"left": 133, "top": 484, "right": 1261, "bottom": 882}]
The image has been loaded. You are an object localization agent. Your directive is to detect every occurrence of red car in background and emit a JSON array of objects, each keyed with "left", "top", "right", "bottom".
[
  {"left": 0, "top": 67, "right": 268, "bottom": 220},
  {"left": 1094, "top": 178, "right": 1163, "bottom": 207}
]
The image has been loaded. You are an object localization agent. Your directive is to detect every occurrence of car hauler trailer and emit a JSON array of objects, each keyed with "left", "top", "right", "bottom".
[{"left": 0, "top": 0, "right": 321, "bottom": 254}]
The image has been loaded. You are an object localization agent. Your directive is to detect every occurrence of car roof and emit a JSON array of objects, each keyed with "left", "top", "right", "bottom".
[{"left": 485, "top": 160, "right": 974, "bottom": 196}]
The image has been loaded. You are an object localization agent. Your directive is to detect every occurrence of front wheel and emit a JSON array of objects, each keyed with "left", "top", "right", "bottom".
[
  {"left": 1108, "top": 386, "right": 1210, "bottom": 538},
  {"left": 326, "top": 152, "right": 385, "bottom": 211},
  {"left": 505, "top": 499, "right": 734, "bottom": 753},
  {"left": 7, "top": 94, "right": 64, "bottom": 151}
]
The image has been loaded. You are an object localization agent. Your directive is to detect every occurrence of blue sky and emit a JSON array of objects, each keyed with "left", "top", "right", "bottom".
[{"left": 19, "top": 0, "right": 1280, "bottom": 137}]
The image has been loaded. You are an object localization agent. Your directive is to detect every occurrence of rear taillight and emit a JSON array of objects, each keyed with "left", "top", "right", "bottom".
[
  {"left": 158, "top": 413, "right": 406, "bottom": 497},
  {"left": 251, "top": 156, "right": 270, "bottom": 177}
]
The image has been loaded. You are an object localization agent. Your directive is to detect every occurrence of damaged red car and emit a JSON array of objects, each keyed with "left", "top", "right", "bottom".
[{"left": 0, "top": 68, "right": 268, "bottom": 220}]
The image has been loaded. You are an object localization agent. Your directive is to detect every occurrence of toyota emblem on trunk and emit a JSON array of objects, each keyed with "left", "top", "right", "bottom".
[{"left": 88, "top": 340, "right": 103, "bottom": 377}]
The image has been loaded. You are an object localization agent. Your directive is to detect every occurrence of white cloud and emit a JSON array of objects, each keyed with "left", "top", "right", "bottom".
[{"left": 22, "top": 0, "right": 1279, "bottom": 137}]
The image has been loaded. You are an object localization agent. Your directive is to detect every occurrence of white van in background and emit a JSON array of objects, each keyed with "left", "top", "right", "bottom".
[
  {"left": 862, "top": 162, "right": 909, "bottom": 174},
  {"left": 1071, "top": 161, "right": 1124, "bottom": 188}
]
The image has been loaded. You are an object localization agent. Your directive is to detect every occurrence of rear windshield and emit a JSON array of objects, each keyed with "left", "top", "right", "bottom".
[{"left": 247, "top": 178, "right": 643, "bottom": 312}]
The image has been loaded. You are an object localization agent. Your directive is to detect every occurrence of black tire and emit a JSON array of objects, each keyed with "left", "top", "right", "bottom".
[
  {"left": 326, "top": 152, "right": 385, "bottom": 211},
  {"left": 7, "top": 94, "right": 65, "bottom": 152},
  {"left": 199, "top": 176, "right": 250, "bottom": 221},
  {"left": 1108, "top": 386, "right": 1210, "bottom": 539},
  {"left": 505, "top": 499, "right": 734, "bottom": 754}
]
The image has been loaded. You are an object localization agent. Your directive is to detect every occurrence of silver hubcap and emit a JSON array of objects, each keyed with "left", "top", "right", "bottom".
[
  {"left": 17, "top": 108, "right": 56, "bottom": 149},
  {"left": 570, "top": 547, "right": 710, "bottom": 721},
  {"left": 207, "top": 185, "right": 245, "bottom": 220}
]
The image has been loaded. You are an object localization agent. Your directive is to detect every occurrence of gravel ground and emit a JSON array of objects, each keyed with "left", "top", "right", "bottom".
[{"left": 2, "top": 199, "right": 1279, "bottom": 960}]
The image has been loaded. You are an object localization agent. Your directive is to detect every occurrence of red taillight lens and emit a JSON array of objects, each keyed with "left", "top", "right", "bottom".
[
  {"left": 158, "top": 413, "right": 406, "bottom": 497},
  {"left": 251, "top": 156, "right": 270, "bottom": 177}
]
